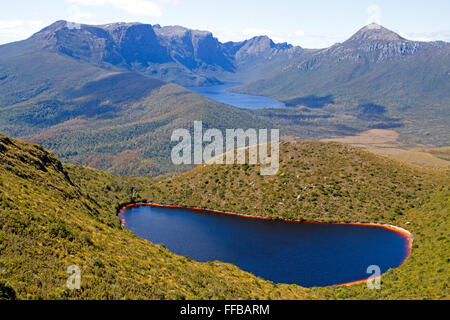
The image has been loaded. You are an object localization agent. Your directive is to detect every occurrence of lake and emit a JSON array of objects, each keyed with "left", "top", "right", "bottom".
[
  {"left": 187, "top": 83, "right": 286, "bottom": 110},
  {"left": 120, "top": 205, "right": 411, "bottom": 288}
]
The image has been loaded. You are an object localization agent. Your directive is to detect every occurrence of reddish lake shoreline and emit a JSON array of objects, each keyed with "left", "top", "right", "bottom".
[{"left": 119, "top": 202, "right": 413, "bottom": 288}]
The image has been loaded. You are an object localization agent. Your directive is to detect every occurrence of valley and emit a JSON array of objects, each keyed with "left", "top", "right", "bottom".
[
  {"left": 0, "top": 15, "right": 448, "bottom": 302},
  {"left": 0, "top": 21, "right": 448, "bottom": 178},
  {"left": 235, "top": 24, "right": 450, "bottom": 147},
  {"left": 188, "top": 83, "right": 286, "bottom": 110}
]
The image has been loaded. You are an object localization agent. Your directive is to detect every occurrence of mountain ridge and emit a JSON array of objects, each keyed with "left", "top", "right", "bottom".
[
  {"left": 1, "top": 21, "right": 449, "bottom": 177},
  {"left": 27, "top": 20, "right": 306, "bottom": 86},
  {"left": 0, "top": 23, "right": 273, "bottom": 177},
  {"left": 234, "top": 24, "right": 450, "bottom": 147}
]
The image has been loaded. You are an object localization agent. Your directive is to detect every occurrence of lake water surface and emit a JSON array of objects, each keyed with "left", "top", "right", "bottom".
[
  {"left": 187, "top": 83, "right": 285, "bottom": 110},
  {"left": 120, "top": 205, "right": 410, "bottom": 287}
]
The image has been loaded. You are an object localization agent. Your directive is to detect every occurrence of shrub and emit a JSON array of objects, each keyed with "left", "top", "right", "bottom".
[
  {"left": 0, "top": 281, "right": 16, "bottom": 300},
  {"left": 49, "top": 221, "right": 75, "bottom": 241}
]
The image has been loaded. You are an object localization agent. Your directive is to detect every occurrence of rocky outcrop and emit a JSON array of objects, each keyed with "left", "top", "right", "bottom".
[{"left": 28, "top": 20, "right": 304, "bottom": 85}]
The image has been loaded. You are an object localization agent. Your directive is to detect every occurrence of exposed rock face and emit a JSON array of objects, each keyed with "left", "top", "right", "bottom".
[
  {"left": 293, "top": 23, "right": 449, "bottom": 70},
  {"left": 154, "top": 25, "right": 234, "bottom": 71},
  {"left": 32, "top": 21, "right": 170, "bottom": 67},
  {"left": 117, "top": 24, "right": 170, "bottom": 65},
  {"left": 346, "top": 23, "right": 405, "bottom": 42},
  {"left": 29, "top": 20, "right": 304, "bottom": 85},
  {"left": 238, "top": 23, "right": 449, "bottom": 119},
  {"left": 225, "top": 35, "right": 300, "bottom": 61}
]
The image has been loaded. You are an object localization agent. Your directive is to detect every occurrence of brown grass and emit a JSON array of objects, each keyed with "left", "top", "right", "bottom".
[{"left": 321, "top": 129, "right": 450, "bottom": 168}]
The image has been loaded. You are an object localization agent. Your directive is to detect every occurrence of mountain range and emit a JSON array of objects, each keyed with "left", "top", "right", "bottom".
[
  {"left": 0, "top": 21, "right": 448, "bottom": 177},
  {"left": 1, "top": 20, "right": 283, "bottom": 176},
  {"left": 0, "top": 19, "right": 449, "bottom": 300},
  {"left": 238, "top": 23, "right": 450, "bottom": 105},
  {"left": 236, "top": 24, "right": 450, "bottom": 147},
  {"left": 29, "top": 20, "right": 305, "bottom": 86}
]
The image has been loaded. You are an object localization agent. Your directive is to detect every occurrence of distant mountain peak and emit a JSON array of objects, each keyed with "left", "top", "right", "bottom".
[
  {"left": 346, "top": 23, "right": 406, "bottom": 42},
  {"left": 34, "top": 20, "right": 68, "bottom": 33},
  {"left": 246, "top": 35, "right": 275, "bottom": 47}
]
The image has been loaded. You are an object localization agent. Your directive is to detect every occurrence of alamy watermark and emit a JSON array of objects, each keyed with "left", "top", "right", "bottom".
[
  {"left": 366, "top": 265, "right": 381, "bottom": 289},
  {"left": 66, "top": 21, "right": 81, "bottom": 30},
  {"left": 171, "top": 121, "right": 280, "bottom": 175},
  {"left": 66, "top": 265, "right": 81, "bottom": 290}
]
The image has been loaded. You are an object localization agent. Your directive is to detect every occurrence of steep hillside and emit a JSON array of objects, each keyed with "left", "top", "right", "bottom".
[
  {"left": 236, "top": 24, "right": 450, "bottom": 146},
  {"left": 0, "top": 135, "right": 448, "bottom": 299},
  {"left": 0, "top": 30, "right": 271, "bottom": 177},
  {"left": 0, "top": 134, "right": 313, "bottom": 300},
  {"left": 1, "top": 82, "right": 269, "bottom": 177},
  {"left": 142, "top": 141, "right": 442, "bottom": 223},
  {"left": 0, "top": 36, "right": 112, "bottom": 109}
]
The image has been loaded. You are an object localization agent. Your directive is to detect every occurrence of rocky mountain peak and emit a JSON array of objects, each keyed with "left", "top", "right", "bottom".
[{"left": 346, "top": 23, "right": 406, "bottom": 42}]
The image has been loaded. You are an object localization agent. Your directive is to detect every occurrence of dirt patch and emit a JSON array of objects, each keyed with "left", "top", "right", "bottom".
[
  {"left": 321, "top": 129, "right": 450, "bottom": 168},
  {"left": 392, "top": 150, "right": 450, "bottom": 169},
  {"left": 321, "top": 129, "right": 405, "bottom": 155}
]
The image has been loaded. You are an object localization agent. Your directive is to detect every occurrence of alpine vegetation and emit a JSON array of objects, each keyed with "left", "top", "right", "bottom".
[{"left": 171, "top": 121, "right": 280, "bottom": 175}]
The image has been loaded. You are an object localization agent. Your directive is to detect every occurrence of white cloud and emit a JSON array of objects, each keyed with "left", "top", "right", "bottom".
[
  {"left": 295, "top": 30, "right": 305, "bottom": 37},
  {"left": 215, "top": 28, "right": 279, "bottom": 43},
  {"left": 66, "top": 0, "right": 163, "bottom": 17},
  {"left": 156, "top": 0, "right": 180, "bottom": 5},
  {"left": 242, "top": 28, "right": 275, "bottom": 38},
  {"left": 0, "top": 20, "right": 46, "bottom": 44},
  {"left": 67, "top": 5, "right": 93, "bottom": 21},
  {"left": 216, "top": 29, "right": 237, "bottom": 43},
  {"left": 400, "top": 30, "right": 450, "bottom": 42},
  {"left": 215, "top": 28, "right": 323, "bottom": 47},
  {"left": 366, "top": 4, "right": 382, "bottom": 25}
]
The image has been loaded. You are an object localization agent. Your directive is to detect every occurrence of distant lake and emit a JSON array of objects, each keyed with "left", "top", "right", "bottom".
[
  {"left": 120, "top": 205, "right": 410, "bottom": 287},
  {"left": 187, "top": 83, "right": 285, "bottom": 110}
]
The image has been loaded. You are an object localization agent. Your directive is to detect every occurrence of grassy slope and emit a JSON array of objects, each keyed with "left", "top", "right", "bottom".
[
  {"left": 140, "top": 141, "right": 449, "bottom": 299},
  {"left": 23, "top": 83, "right": 269, "bottom": 177},
  {"left": 144, "top": 141, "right": 441, "bottom": 223},
  {"left": 315, "top": 188, "right": 449, "bottom": 299},
  {"left": 0, "top": 135, "right": 311, "bottom": 300},
  {"left": 1, "top": 135, "right": 448, "bottom": 299},
  {"left": 0, "top": 39, "right": 111, "bottom": 109}
]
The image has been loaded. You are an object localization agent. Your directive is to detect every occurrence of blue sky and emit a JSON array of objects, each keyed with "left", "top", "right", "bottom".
[{"left": 1, "top": 0, "right": 449, "bottom": 47}]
